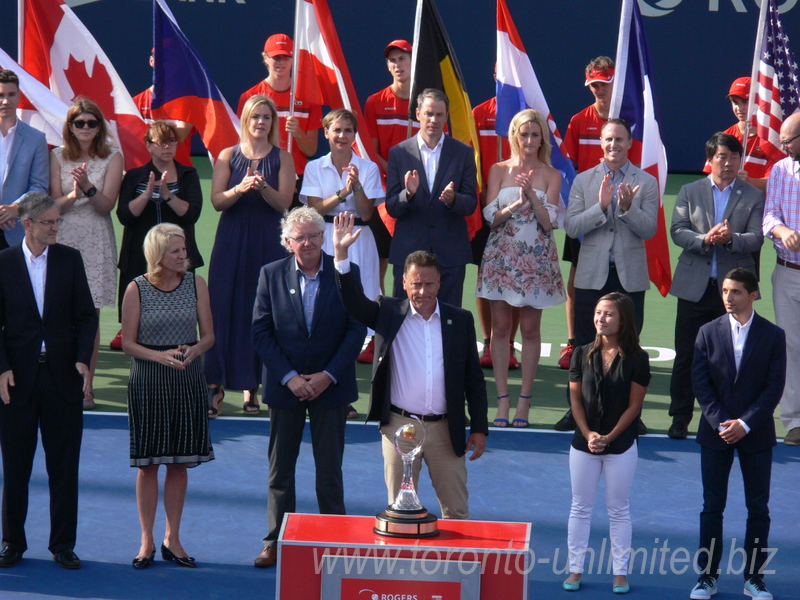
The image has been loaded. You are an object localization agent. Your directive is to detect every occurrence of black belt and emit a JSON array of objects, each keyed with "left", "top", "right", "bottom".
[
  {"left": 777, "top": 257, "right": 800, "bottom": 271},
  {"left": 390, "top": 405, "right": 446, "bottom": 422},
  {"left": 38, "top": 352, "right": 47, "bottom": 363},
  {"left": 323, "top": 215, "right": 367, "bottom": 226}
]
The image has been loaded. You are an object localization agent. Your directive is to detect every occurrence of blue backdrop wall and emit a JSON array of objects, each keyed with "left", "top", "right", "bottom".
[{"left": 2, "top": 0, "right": 799, "bottom": 172}]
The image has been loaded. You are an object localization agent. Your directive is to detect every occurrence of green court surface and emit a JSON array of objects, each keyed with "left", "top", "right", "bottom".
[{"left": 94, "top": 164, "right": 787, "bottom": 438}]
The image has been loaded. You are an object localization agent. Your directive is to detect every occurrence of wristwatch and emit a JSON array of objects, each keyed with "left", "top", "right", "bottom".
[{"left": 85, "top": 186, "right": 98, "bottom": 198}]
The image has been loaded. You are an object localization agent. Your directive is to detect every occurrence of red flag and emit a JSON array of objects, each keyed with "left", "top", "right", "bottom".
[
  {"left": 749, "top": 0, "right": 798, "bottom": 164},
  {"left": 609, "top": 0, "right": 672, "bottom": 296},
  {"left": 19, "top": 0, "right": 149, "bottom": 169},
  {"left": 292, "top": 0, "right": 395, "bottom": 230}
]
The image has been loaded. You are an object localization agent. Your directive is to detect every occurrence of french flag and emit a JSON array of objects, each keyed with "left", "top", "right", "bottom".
[
  {"left": 609, "top": 0, "right": 671, "bottom": 296},
  {"left": 151, "top": 0, "right": 240, "bottom": 162},
  {"left": 495, "top": 0, "right": 575, "bottom": 212},
  {"left": 19, "top": 0, "right": 150, "bottom": 169}
]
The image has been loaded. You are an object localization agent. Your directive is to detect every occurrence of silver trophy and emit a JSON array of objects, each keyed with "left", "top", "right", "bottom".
[{"left": 374, "top": 417, "right": 439, "bottom": 538}]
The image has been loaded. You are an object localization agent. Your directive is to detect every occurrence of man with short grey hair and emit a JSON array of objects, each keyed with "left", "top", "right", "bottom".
[{"left": 0, "top": 192, "right": 97, "bottom": 569}]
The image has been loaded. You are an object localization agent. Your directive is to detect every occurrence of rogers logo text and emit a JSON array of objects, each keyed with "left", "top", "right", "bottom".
[{"left": 638, "top": 0, "right": 798, "bottom": 17}]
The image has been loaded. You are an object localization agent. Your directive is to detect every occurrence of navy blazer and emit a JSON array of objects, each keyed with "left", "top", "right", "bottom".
[
  {"left": 0, "top": 121, "right": 49, "bottom": 246},
  {"left": 0, "top": 243, "right": 97, "bottom": 404},
  {"left": 385, "top": 135, "right": 477, "bottom": 268},
  {"left": 692, "top": 312, "right": 786, "bottom": 453},
  {"left": 336, "top": 264, "right": 488, "bottom": 457},
  {"left": 251, "top": 252, "right": 365, "bottom": 410}
]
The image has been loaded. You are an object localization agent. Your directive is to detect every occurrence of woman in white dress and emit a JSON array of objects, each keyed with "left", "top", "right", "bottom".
[
  {"left": 476, "top": 109, "right": 565, "bottom": 428},
  {"left": 300, "top": 108, "right": 383, "bottom": 417},
  {"left": 50, "top": 98, "right": 123, "bottom": 410}
]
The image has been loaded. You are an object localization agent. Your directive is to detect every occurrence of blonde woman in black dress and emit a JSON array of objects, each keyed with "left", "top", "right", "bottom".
[{"left": 121, "top": 223, "right": 214, "bottom": 569}]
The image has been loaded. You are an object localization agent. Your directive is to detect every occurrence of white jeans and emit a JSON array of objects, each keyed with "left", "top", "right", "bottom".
[{"left": 567, "top": 442, "right": 638, "bottom": 576}]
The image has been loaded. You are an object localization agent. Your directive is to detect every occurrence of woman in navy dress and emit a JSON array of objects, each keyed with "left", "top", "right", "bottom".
[{"left": 205, "top": 95, "right": 295, "bottom": 415}]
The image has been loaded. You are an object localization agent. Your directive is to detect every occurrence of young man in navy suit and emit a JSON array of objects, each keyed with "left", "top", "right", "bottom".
[
  {"left": 0, "top": 193, "right": 97, "bottom": 569},
  {"left": 690, "top": 268, "right": 785, "bottom": 600}
]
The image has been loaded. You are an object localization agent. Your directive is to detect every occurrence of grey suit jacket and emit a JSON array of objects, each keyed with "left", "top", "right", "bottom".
[
  {"left": 669, "top": 176, "right": 764, "bottom": 302},
  {"left": 565, "top": 161, "right": 658, "bottom": 292},
  {"left": 0, "top": 121, "right": 49, "bottom": 246}
]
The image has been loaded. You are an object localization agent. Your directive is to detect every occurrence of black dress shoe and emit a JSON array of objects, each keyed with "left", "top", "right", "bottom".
[
  {"left": 668, "top": 421, "right": 689, "bottom": 440},
  {"left": 53, "top": 549, "right": 81, "bottom": 569},
  {"left": 161, "top": 543, "right": 196, "bottom": 568},
  {"left": 0, "top": 546, "right": 22, "bottom": 568},
  {"left": 132, "top": 547, "right": 156, "bottom": 569},
  {"left": 554, "top": 410, "right": 577, "bottom": 431}
]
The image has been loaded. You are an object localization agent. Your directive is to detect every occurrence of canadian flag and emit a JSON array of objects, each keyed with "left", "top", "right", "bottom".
[
  {"left": 19, "top": 0, "right": 150, "bottom": 169},
  {"left": 0, "top": 46, "right": 68, "bottom": 146},
  {"left": 292, "top": 0, "right": 397, "bottom": 230}
]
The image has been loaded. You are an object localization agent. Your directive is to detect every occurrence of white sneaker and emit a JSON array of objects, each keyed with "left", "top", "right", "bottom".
[
  {"left": 690, "top": 575, "right": 718, "bottom": 599},
  {"left": 744, "top": 577, "right": 772, "bottom": 599}
]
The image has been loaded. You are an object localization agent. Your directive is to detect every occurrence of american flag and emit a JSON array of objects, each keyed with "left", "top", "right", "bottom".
[{"left": 751, "top": 0, "right": 800, "bottom": 162}]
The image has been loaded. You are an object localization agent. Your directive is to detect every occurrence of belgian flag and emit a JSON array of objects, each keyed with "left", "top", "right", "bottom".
[{"left": 409, "top": 0, "right": 484, "bottom": 236}]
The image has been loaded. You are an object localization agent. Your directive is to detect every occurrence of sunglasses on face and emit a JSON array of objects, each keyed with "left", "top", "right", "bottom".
[{"left": 71, "top": 119, "right": 100, "bottom": 129}]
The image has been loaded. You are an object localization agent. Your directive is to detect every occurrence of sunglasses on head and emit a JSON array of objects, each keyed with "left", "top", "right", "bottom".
[{"left": 71, "top": 119, "right": 100, "bottom": 129}]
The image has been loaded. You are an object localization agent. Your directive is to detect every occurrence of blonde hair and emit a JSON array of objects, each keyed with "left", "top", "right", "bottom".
[
  {"left": 62, "top": 98, "right": 113, "bottom": 161},
  {"left": 144, "top": 223, "right": 189, "bottom": 285},
  {"left": 241, "top": 95, "right": 280, "bottom": 147},
  {"left": 323, "top": 108, "right": 358, "bottom": 133},
  {"left": 508, "top": 109, "right": 552, "bottom": 166}
]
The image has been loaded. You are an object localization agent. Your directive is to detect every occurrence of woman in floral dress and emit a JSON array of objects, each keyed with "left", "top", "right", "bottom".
[{"left": 476, "top": 109, "right": 565, "bottom": 427}]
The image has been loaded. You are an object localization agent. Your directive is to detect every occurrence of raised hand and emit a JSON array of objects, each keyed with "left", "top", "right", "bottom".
[
  {"left": 617, "top": 182, "right": 640, "bottom": 211},
  {"left": 157, "top": 170, "right": 170, "bottom": 201},
  {"left": 344, "top": 163, "right": 360, "bottom": 193},
  {"left": 439, "top": 181, "right": 455, "bottom": 205},
  {"left": 404, "top": 169, "right": 420, "bottom": 196},
  {"left": 332, "top": 211, "right": 362, "bottom": 260},
  {"left": 599, "top": 172, "right": 614, "bottom": 210}
]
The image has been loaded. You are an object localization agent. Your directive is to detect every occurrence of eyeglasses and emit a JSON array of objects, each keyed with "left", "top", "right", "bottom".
[
  {"left": 779, "top": 133, "right": 800, "bottom": 147},
  {"left": 30, "top": 218, "right": 63, "bottom": 227},
  {"left": 147, "top": 139, "right": 179, "bottom": 148},
  {"left": 286, "top": 232, "right": 323, "bottom": 244},
  {"left": 71, "top": 119, "right": 100, "bottom": 129}
]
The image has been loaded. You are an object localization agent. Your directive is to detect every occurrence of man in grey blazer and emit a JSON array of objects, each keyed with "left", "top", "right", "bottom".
[
  {"left": 555, "top": 118, "right": 657, "bottom": 432},
  {"left": 385, "top": 88, "right": 477, "bottom": 307},
  {"left": 564, "top": 118, "right": 658, "bottom": 345},
  {"left": 0, "top": 70, "right": 49, "bottom": 250},
  {"left": 667, "top": 133, "right": 764, "bottom": 440}
]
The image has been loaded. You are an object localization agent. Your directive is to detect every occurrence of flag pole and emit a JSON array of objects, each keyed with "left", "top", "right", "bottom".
[
  {"left": 743, "top": 0, "right": 770, "bottom": 161},
  {"left": 288, "top": 0, "right": 302, "bottom": 155},
  {"left": 408, "top": 0, "right": 423, "bottom": 139}
]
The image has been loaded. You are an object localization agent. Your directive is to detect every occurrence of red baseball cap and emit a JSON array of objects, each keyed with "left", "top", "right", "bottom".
[
  {"left": 727, "top": 76, "right": 751, "bottom": 100},
  {"left": 584, "top": 67, "right": 615, "bottom": 86},
  {"left": 264, "top": 34, "right": 293, "bottom": 58},
  {"left": 384, "top": 39, "right": 412, "bottom": 58}
]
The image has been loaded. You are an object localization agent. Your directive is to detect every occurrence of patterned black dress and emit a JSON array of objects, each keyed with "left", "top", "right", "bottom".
[{"left": 128, "top": 273, "right": 214, "bottom": 467}]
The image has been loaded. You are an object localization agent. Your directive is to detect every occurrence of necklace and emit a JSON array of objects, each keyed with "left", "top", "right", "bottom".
[{"left": 602, "top": 347, "right": 618, "bottom": 372}]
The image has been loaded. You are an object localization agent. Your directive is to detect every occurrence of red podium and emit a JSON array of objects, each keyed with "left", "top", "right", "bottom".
[{"left": 277, "top": 514, "right": 531, "bottom": 600}]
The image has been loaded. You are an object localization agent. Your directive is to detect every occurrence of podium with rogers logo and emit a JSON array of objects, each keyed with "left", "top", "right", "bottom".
[{"left": 277, "top": 514, "right": 531, "bottom": 600}]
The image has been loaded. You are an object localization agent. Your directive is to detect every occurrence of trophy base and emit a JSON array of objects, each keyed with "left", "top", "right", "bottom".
[{"left": 374, "top": 509, "right": 439, "bottom": 538}]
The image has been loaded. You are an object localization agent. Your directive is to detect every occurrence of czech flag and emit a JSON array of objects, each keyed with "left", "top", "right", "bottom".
[
  {"left": 409, "top": 0, "right": 483, "bottom": 237},
  {"left": 151, "top": 0, "right": 240, "bottom": 162},
  {"left": 495, "top": 0, "right": 575, "bottom": 217},
  {"left": 19, "top": 0, "right": 149, "bottom": 169},
  {"left": 0, "top": 46, "right": 68, "bottom": 146},
  {"left": 609, "top": 0, "right": 671, "bottom": 296}
]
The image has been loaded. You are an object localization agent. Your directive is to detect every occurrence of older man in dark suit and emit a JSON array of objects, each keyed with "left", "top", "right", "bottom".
[
  {"left": 668, "top": 133, "right": 764, "bottom": 440},
  {"left": 333, "top": 212, "right": 487, "bottom": 521},
  {"left": 689, "top": 268, "right": 785, "bottom": 600},
  {"left": 385, "top": 88, "right": 477, "bottom": 307},
  {"left": 0, "top": 70, "right": 49, "bottom": 250},
  {"left": 251, "top": 206, "right": 365, "bottom": 568},
  {"left": 0, "top": 193, "right": 97, "bottom": 569}
]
